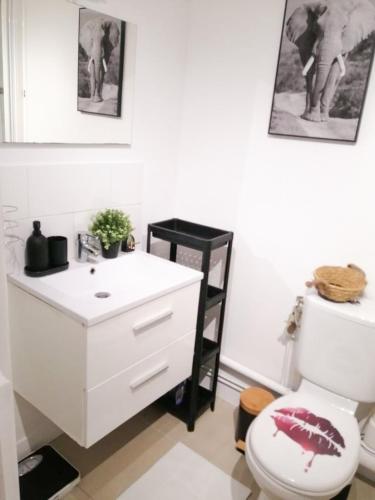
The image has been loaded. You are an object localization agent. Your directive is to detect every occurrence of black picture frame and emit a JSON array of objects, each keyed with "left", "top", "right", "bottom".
[
  {"left": 268, "top": 0, "right": 375, "bottom": 143},
  {"left": 77, "top": 8, "right": 126, "bottom": 118}
]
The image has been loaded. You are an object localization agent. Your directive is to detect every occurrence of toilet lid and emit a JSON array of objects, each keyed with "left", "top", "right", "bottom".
[{"left": 247, "top": 392, "right": 360, "bottom": 495}]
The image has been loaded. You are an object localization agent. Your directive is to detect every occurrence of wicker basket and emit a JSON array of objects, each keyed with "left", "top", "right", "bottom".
[{"left": 306, "top": 264, "right": 367, "bottom": 303}]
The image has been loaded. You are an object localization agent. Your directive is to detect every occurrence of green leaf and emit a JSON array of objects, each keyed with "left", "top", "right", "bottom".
[{"left": 89, "top": 209, "right": 134, "bottom": 250}]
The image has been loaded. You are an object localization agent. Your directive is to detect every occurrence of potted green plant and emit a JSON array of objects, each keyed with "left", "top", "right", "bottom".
[{"left": 90, "top": 209, "right": 133, "bottom": 259}]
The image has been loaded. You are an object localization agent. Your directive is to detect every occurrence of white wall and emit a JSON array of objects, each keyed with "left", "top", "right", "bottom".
[
  {"left": 0, "top": 2, "right": 4, "bottom": 142},
  {"left": 0, "top": 192, "right": 20, "bottom": 498},
  {"left": 176, "top": 0, "right": 375, "bottom": 384},
  {"left": 1, "top": 0, "right": 190, "bottom": 457}
]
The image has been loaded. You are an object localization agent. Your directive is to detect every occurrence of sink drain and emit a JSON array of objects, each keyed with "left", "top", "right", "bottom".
[{"left": 95, "top": 292, "right": 111, "bottom": 299}]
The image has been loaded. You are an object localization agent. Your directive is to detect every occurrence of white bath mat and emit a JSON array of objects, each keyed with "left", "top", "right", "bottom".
[{"left": 117, "top": 442, "right": 250, "bottom": 500}]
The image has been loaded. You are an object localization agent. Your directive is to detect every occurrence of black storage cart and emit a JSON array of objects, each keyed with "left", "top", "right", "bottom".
[{"left": 147, "top": 218, "right": 233, "bottom": 431}]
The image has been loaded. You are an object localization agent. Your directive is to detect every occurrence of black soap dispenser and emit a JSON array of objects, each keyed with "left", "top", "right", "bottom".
[{"left": 25, "top": 221, "right": 49, "bottom": 272}]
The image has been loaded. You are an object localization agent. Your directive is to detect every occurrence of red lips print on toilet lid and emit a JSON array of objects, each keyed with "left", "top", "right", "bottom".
[{"left": 247, "top": 392, "right": 360, "bottom": 495}]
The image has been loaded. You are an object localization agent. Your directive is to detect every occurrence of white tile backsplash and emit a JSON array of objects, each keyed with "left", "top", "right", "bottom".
[
  {"left": 72, "top": 164, "right": 112, "bottom": 212},
  {"left": 1, "top": 162, "right": 144, "bottom": 272},
  {"left": 111, "top": 163, "right": 144, "bottom": 206},
  {"left": 73, "top": 209, "right": 97, "bottom": 234},
  {"left": 0, "top": 166, "right": 29, "bottom": 219},
  {"left": 28, "top": 164, "right": 76, "bottom": 217}
]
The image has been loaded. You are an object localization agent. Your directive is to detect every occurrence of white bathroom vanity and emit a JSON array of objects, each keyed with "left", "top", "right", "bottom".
[{"left": 8, "top": 251, "right": 202, "bottom": 447}]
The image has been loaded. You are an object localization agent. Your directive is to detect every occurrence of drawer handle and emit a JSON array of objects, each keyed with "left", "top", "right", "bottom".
[
  {"left": 132, "top": 308, "right": 173, "bottom": 333},
  {"left": 129, "top": 361, "right": 169, "bottom": 390}
]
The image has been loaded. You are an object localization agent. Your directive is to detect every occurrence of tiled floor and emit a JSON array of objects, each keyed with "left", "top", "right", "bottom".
[{"left": 52, "top": 398, "right": 375, "bottom": 500}]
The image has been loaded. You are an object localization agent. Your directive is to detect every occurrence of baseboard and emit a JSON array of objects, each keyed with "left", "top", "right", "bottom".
[
  {"left": 215, "top": 364, "right": 283, "bottom": 406},
  {"left": 17, "top": 429, "right": 62, "bottom": 461},
  {"left": 17, "top": 435, "right": 35, "bottom": 461}
]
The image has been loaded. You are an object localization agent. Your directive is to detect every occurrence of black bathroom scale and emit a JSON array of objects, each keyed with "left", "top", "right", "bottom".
[{"left": 18, "top": 445, "right": 80, "bottom": 500}]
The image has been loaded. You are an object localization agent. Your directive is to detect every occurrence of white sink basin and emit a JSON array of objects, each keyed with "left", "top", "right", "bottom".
[{"left": 8, "top": 251, "right": 203, "bottom": 326}]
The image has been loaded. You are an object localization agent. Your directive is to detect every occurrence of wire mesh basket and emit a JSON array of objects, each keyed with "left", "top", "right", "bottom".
[{"left": 306, "top": 264, "right": 366, "bottom": 303}]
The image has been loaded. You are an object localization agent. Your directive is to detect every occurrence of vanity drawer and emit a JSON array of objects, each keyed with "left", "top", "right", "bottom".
[
  {"left": 86, "top": 282, "right": 200, "bottom": 389},
  {"left": 85, "top": 330, "right": 195, "bottom": 446}
]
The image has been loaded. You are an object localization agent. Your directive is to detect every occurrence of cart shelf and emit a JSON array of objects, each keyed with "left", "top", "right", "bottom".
[
  {"left": 147, "top": 218, "right": 233, "bottom": 431},
  {"left": 148, "top": 218, "right": 232, "bottom": 250},
  {"left": 202, "top": 338, "right": 220, "bottom": 363},
  {"left": 159, "top": 381, "right": 213, "bottom": 422},
  {"left": 206, "top": 285, "right": 225, "bottom": 310}
]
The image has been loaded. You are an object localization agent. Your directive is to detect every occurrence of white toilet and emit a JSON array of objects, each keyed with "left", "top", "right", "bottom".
[{"left": 245, "top": 291, "right": 375, "bottom": 500}]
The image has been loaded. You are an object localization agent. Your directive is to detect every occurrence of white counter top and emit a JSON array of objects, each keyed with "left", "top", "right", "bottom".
[{"left": 8, "top": 251, "right": 203, "bottom": 326}]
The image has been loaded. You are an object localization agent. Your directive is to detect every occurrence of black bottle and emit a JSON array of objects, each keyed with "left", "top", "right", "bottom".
[{"left": 25, "top": 221, "right": 49, "bottom": 271}]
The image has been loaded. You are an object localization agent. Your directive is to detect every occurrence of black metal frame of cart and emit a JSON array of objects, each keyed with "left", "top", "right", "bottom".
[{"left": 147, "top": 218, "right": 233, "bottom": 431}]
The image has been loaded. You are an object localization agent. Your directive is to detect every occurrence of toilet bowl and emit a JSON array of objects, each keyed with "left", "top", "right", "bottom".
[
  {"left": 245, "top": 384, "right": 360, "bottom": 499},
  {"left": 244, "top": 291, "right": 375, "bottom": 499}
]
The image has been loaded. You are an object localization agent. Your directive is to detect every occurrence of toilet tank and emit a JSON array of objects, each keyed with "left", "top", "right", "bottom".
[{"left": 297, "top": 292, "right": 375, "bottom": 403}]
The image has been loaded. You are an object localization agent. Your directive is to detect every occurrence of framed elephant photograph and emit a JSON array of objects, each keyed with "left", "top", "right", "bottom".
[
  {"left": 269, "top": 0, "right": 375, "bottom": 142},
  {"left": 77, "top": 8, "right": 126, "bottom": 118}
]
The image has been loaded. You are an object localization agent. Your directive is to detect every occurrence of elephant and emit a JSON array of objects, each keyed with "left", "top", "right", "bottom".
[
  {"left": 286, "top": 0, "right": 375, "bottom": 122},
  {"left": 79, "top": 17, "right": 120, "bottom": 103}
]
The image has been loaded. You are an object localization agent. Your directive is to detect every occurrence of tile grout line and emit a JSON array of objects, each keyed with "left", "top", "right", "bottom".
[{"left": 9, "top": 203, "right": 142, "bottom": 222}]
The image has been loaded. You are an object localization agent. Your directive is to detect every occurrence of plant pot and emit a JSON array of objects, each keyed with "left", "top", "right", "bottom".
[{"left": 101, "top": 241, "right": 121, "bottom": 259}]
